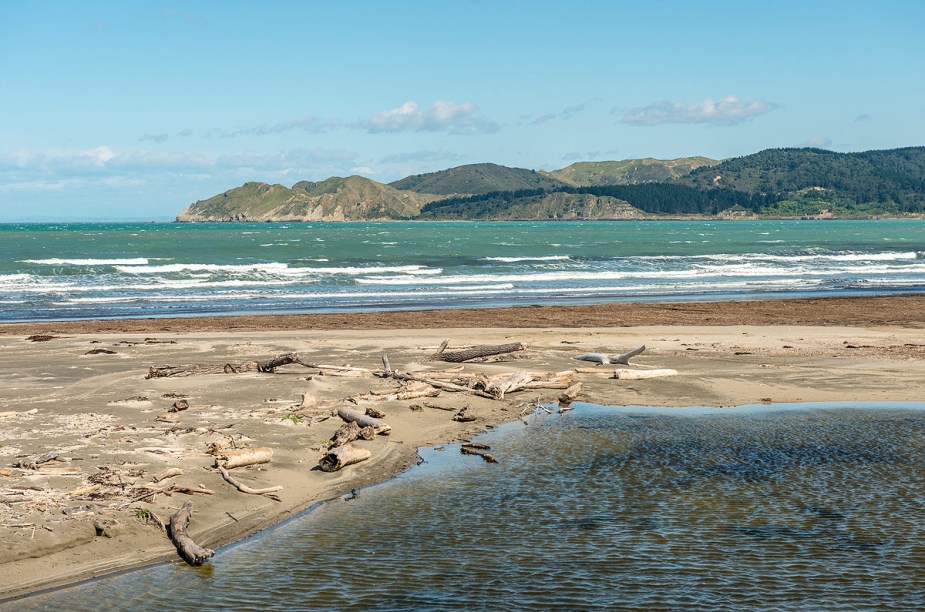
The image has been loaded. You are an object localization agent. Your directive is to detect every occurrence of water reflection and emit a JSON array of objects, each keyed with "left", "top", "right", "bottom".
[{"left": 13, "top": 403, "right": 925, "bottom": 611}]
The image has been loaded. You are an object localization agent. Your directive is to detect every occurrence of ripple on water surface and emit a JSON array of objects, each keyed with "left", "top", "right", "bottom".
[{"left": 13, "top": 404, "right": 925, "bottom": 610}]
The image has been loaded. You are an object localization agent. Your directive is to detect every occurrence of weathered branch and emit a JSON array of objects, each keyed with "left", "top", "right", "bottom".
[
  {"left": 216, "top": 465, "right": 282, "bottom": 501},
  {"left": 574, "top": 345, "right": 646, "bottom": 365},
  {"left": 168, "top": 501, "right": 214, "bottom": 566}
]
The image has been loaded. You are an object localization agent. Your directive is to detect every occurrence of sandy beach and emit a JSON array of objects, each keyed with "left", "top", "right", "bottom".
[{"left": 1, "top": 295, "right": 924, "bottom": 601}]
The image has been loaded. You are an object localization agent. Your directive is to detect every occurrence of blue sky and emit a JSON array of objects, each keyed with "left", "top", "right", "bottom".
[{"left": 1, "top": 0, "right": 923, "bottom": 221}]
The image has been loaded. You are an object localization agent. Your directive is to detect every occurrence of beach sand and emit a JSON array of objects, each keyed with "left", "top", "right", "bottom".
[{"left": 1, "top": 295, "right": 924, "bottom": 601}]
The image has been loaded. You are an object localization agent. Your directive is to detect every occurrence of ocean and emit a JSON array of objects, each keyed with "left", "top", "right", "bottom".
[
  {"left": 1, "top": 219, "right": 924, "bottom": 322},
  {"left": 15, "top": 403, "right": 925, "bottom": 610}
]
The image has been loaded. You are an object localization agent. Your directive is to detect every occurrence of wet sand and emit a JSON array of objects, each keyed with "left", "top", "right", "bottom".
[{"left": 1, "top": 295, "right": 924, "bottom": 601}]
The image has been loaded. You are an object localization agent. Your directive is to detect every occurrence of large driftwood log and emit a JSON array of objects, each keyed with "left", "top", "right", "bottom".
[
  {"left": 390, "top": 372, "right": 496, "bottom": 400},
  {"left": 217, "top": 447, "right": 273, "bottom": 469},
  {"left": 337, "top": 407, "right": 391, "bottom": 435},
  {"left": 574, "top": 345, "right": 646, "bottom": 365},
  {"left": 319, "top": 445, "right": 371, "bottom": 472},
  {"left": 437, "top": 342, "right": 526, "bottom": 363},
  {"left": 216, "top": 465, "right": 282, "bottom": 501},
  {"left": 612, "top": 368, "right": 677, "bottom": 380},
  {"left": 331, "top": 421, "right": 361, "bottom": 447},
  {"left": 168, "top": 501, "right": 214, "bottom": 566},
  {"left": 147, "top": 353, "right": 308, "bottom": 379},
  {"left": 558, "top": 382, "right": 583, "bottom": 404},
  {"left": 482, "top": 371, "right": 534, "bottom": 400}
]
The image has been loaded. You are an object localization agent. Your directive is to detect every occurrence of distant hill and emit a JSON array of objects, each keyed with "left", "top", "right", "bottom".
[
  {"left": 677, "top": 147, "right": 925, "bottom": 215},
  {"left": 544, "top": 157, "right": 718, "bottom": 187},
  {"left": 418, "top": 191, "right": 646, "bottom": 220},
  {"left": 388, "top": 162, "right": 568, "bottom": 195},
  {"left": 178, "top": 147, "right": 925, "bottom": 222},
  {"left": 176, "top": 176, "right": 437, "bottom": 222}
]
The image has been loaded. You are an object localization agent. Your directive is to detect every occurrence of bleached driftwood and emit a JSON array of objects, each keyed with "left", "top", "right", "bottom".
[
  {"left": 574, "top": 345, "right": 646, "bottom": 365},
  {"left": 217, "top": 447, "right": 273, "bottom": 469},
  {"left": 482, "top": 371, "right": 534, "bottom": 400},
  {"left": 168, "top": 501, "right": 214, "bottom": 566},
  {"left": 337, "top": 407, "right": 391, "bottom": 435},
  {"left": 319, "top": 445, "right": 371, "bottom": 472},
  {"left": 612, "top": 368, "right": 677, "bottom": 380},
  {"left": 146, "top": 352, "right": 309, "bottom": 379},
  {"left": 390, "top": 371, "right": 496, "bottom": 400},
  {"left": 558, "top": 382, "right": 583, "bottom": 404},
  {"left": 152, "top": 468, "right": 184, "bottom": 483},
  {"left": 436, "top": 342, "right": 526, "bottom": 363},
  {"left": 216, "top": 465, "right": 282, "bottom": 501}
]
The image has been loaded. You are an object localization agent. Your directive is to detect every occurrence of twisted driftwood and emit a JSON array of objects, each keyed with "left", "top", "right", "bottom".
[
  {"left": 147, "top": 353, "right": 307, "bottom": 379},
  {"left": 168, "top": 501, "right": 214, "bottom": 566},
  {"left": 216, "top": 465, "right": 282, "bottom": 501},
  {"left": 574, "top": 345, "right": 645, "bottom": 365}
]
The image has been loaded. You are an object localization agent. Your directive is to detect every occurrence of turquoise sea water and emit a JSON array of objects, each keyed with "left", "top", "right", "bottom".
[
  {"left": 14, "top": 403, "right": 925, "bottom": 611},
  {"left": 1, "top": 219, "right": 923, "bottom": 321}
]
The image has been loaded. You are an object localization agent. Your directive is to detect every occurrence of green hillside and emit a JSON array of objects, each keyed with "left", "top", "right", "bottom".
[
  {"left": 177, "top": 176, "right": 437, "bottom": 222},
  {"left": 678, "top": 147, "right": 925, "bottom": 215},
  {"left": 545, "top": 156, "right": 718, "bottom": 187},
  {"left": 388, "top": 162, "right": 568, "bottom": 195},
  {"left": 418, "top": 191, "right": 646, "bottom": 220}
]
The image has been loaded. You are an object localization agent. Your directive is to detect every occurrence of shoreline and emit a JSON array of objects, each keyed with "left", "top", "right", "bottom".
[
  {"left": 2, "top": 294, "right": 924, "bottom": 335},
  {"left": 2, "top": 294, "right": 925, "bottom": 601}
]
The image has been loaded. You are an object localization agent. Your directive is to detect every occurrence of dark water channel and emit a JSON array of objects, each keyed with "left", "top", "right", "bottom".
[{"left": 15, "top": 403, "right": 925, "bottom": 610}]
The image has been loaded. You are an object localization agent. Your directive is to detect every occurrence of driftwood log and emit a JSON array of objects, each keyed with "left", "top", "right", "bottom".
[
  {"left": 152, "top": 467, "right": 184, "bottom": 483},
  {"left": 168, "top": 501, "right": 214, "bottom": 566},
  {"left": 337, "top": 407, "right": 391, "bottom": 435},
  {"left": 612, "top": 368, "right": 677, "bottom": 380},
  {"left": 319, "top": 445, "right": 371, "bottom": 472},
  {"left": 331, "top": 421, "right": 361, "bottom": 447},
  {"left": 147, "top": 352, "right": 308, "bottom": 379},
  {"left": 558, "top": 382, "right": 583, "bottom": 404},
  {"left": 217, "top": 447, "right": 273, "bottom": 469},
  {"left": 574, "top": 345, "right": 646, "bottom": 365},
  {"left": 436, "top": 342, "right": 526, "bottom": 363},
  {"left": 216, "top": 465, "right": 282, "bottom": 501}
]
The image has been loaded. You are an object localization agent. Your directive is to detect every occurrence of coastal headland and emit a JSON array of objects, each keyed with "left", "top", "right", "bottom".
[{"left": 2, "top": 294, "right": 924, "bottom": 601}]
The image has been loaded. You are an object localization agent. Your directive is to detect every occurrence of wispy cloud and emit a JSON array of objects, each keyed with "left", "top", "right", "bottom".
[
  {"left": 531, "top": 99, "right": 598, "bottom": 125},
  {"left": 619, "top": 96, "right": 777, "bottom": 126},
  {"left": 0, "top": 146, "right": 360, "bottom": 194},
  {"left": 217, "top": 116, "right": 342, "bottom": 138},
  {"left": 358, "top": 101, "right": 499, "bottom": 135},
  {"left": 561, "top": 149, "right": 623, "bottom": 162},
  {"left": 139, "top": 133, "right": 170, "bottom": 143},
  {"left": 379, "top": 150, "right": 463, "bottom": 164},
  {"left": 161, "top": 8, "right": 207, "bottom": 28}
]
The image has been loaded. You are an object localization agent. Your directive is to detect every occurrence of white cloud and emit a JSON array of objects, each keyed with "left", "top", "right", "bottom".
[
  {"left": 620, "top": 96, "right": 777, "bottom": 126},
  {"left": 802, "top": 135, "right": 832, "bottom": 148},
  {"left": 360, "top": 100, "right": 499, "bottom": 135}
]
